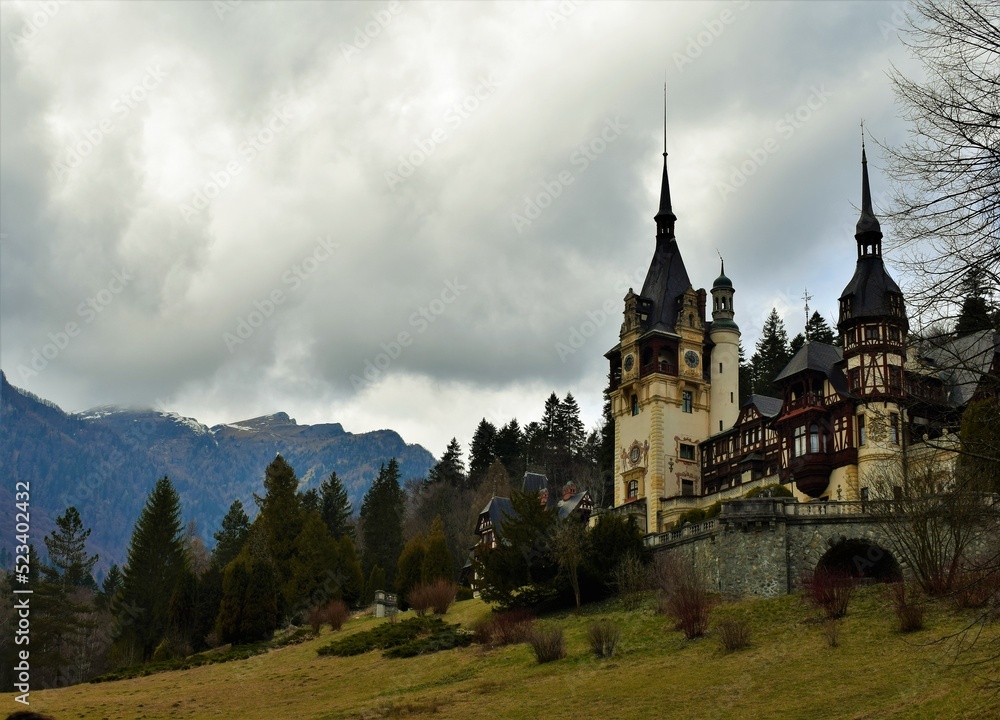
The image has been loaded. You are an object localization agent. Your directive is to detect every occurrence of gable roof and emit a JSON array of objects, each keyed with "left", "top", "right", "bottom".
[
  {"left": 775, "top": 342, "right": 843, "bottom": 383},
  {"left": 916, "top": 329, "right": 1000, "bottom": 407},
  {"left": 741, "top": 394, "right": 783, "bottom": 418},
  {"left": 477, "top": 496, "right": 514, "bottom": 535}
]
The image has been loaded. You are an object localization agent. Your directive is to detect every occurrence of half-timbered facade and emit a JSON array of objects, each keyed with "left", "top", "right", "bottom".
[{"left": 606, "top": 135, "right": 999, "bottom": 535}]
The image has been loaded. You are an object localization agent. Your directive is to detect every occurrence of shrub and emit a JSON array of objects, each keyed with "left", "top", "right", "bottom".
[
  {"left": 655, "top": 555, "right": 710, "bottom": 639},
  {"left": 528, "top": 625, "right": 565, "bottom": 664},
  {"left": 408, "top": 581, "right": 455, "bottom": 616},
  {"left": 324, "top": 599, "right": 350, "bottom": 631},
  {"left": 613, "top": 553, "right": 649, "bottom": 610},
  {"left": 384, "top": 628, "right": 474, "bottom": 658},
  {"left": 474, "top": 608, "right": 535, "bottom": 646},
  {"left": 823, "top": 618, "right": 841, "bottom": 647},
  {"left": 587, "top": 619, "right": 621, "bottom": 659},
  {"left": 456, "top": 586, "right": 474, "bottom": 602},
  {"left": 717, "top": 617, "right": 751, "bottom": 652},
  {"left": 803, "top": 568, "right": 856, "bottom": 619},
  {"left": 951, "top": 570, "right": 1000, "bottom": 610},
  {"left": 307, "top": 605, "right": 325, "bottom": 634},
  {"left": 318, "top": 617, "right": 443, "bottom": 657},
  {"left": 745, "top": 484, "right": 793, "bottom": 498},
  {"left": 887, "top": 582, "right": 925, "bottom": 633}
]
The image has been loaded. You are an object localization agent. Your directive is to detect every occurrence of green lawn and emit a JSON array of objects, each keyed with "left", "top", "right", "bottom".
[{"left": 17, "top": 587, "right": 1000, "bottom": 720}]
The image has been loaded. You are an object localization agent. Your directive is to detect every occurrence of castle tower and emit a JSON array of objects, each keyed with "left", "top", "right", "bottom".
[
  {"left": 837, "top": 138, "right": 908, "bottom": 492},
  {"left": 710, "top": 261, "right": 741, "bottom": 435},
  {"left": 606, "top": 144, "right": 710, "bottom": 534}
]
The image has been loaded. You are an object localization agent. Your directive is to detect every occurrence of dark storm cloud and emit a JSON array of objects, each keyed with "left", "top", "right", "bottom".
[{"left": 0, "top": 1, "right": 919, "bottom": 453}]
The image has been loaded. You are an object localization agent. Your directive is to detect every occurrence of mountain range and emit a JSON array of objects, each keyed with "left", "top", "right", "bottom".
[{"left": 0, "top": 371, "right": 435, "bottom": 577}]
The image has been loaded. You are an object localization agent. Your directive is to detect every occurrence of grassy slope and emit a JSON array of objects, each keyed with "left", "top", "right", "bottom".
[{"left": 19, "top": 588, "right": 1000, "bottom": 720}]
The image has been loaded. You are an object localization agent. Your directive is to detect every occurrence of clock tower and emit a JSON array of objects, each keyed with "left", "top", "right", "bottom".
[{"left": 606, "top": 146, "right": 713, "bottom": 534}]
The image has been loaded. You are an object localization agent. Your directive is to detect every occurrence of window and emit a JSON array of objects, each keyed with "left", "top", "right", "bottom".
[
  {"left": 858, "top": 414, "right": 866, "bottom": 446},
  {"left": 860, "top": 487, "right": 869, "bottom": 501},
  {"left": 888, "top": 326, "right": 901, "bottom": 342},
  {"left": 888, "top": 365, "right": 903, "bottom": 391},
  {"left": 681, "top": 479, "right": 694, "bottom": 496},
  {"left": 730, "top": 392, "right": 734, "bottom": 403},
  {"left": 682, "top": 390, "right": 693, "bottom": 413},
  {"left": 627, "top": 479, "right": 638, "bottom": 500},
  {"left": 679, "top": 443, "right": 695, "bottom": 460},
  {"left": 793, "top": 425, "right": 807, "bottom": 457},
  {"left": 719, "top": 362, "right": 723, "bottom": 374},
  {"left": 865, "top": 326, "right": 879, "bottom": 341},
  {"left": 631, "top": 394, "right": 639, "bottom": 416},
  {"left": 720, "top": 420, "right": 723, "bottom": 432},
  {"left": 809, "top": 423, "right": 821, "bottom": 453},
  {"left": 848, "top": 368, "right": 861, "bottom": 391},
  {"left": 890, "top": 413, "right": 900, "bottom": 445}
]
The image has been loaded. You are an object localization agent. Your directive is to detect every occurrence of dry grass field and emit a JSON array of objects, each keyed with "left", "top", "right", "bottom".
[{"left": 15, "top": 587, "right": 1000, "bottom": 720}]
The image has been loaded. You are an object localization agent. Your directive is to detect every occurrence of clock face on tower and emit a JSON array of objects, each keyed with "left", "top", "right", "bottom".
[
  {"left": 623, "top": 354, "right": 635, "bottom": 372},
  {"left": 684, "top": 350, "right": 700, "bottom": 368}
]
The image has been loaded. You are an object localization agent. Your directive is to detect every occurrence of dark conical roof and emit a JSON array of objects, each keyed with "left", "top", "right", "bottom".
[
  {"left": 839, "top": 255, "right": 904, "bottom": 317},
  {"left": 855, "top": 140, "right": 883, "bottom": 251},
  {"left": 654, "top": 152, "right": 677, "bottom": 234},
  {"left": 640, "top": 235, "right": 691, "bottom": 332}
]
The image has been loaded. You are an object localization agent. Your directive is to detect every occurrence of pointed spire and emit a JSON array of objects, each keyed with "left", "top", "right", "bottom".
[
  {"left": 655, "top": 82, "right": 676, "bottom": 240},
  {"left": 855, "top": 123, "right": 883, "bottom": 256}
]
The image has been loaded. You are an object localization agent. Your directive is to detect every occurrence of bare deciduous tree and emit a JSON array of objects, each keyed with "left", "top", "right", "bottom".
[{"left": 881, "top": 0, "right": 1000, "bottom": 325}]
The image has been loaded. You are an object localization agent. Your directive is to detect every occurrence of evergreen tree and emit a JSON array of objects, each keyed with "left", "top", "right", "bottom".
[
  {"left": 494, "top": 419, "right": 524, "bottom": 479},
  {"left": 395, "top": 535, "right": 426, "bottom": 610},
  {"left": 287, "top": 511, "right": 339, "bottom": 610},
  {"left": 298, "top": 488, "right": 320, "bottom": 515},
  {"left": 956, "top": 270, "right": 998, "bottom": 336},
  {"left": 118, "top": 476, "right": 187, "bottom": 659},
  {"left": 421, "top": 515, "right": 454, "bottom": 584},
  {"left": 599, "top": 380, "right": 615, "bottom": 507},
  {"left": 212, "top": 500, "right": 250, "bottom": 570},
  {"left": 255, "top": 455, "right": 305, "bottom": 612},
  {"left": 216, "top": 527, "right": 279, "bottom": 645},
  {"left": 359, "top": 459, "right": 405, "bottom": 586},
  {"left": 43, "top": 507, "right": 98, "bottom": 590},
  {"left": 363, "top": 565, "right": 386, "bottom": 605},
  {"left": 750, "top": 309, "right": 791, "bottom": 398},
  {"left": 806, "top": 311, "right": 837, "bottom": 345},
  {"left": 193, "top": 562, "right": 223, "bottom": 649},
  {"left": 468, "top": 419, "right": 498, "bottom": 488},
  {"left": 428, "top": 438, "right": 467, "bottom": 488},
  {"left": 98, "top": 563, "right": 123, "bottom": 611},
  {"left": 167, "top": 567, "right": 198, "bottom": 648},
  {"left": 319, "top": 471, "right": 354, "bottom": 540},
  {"left": 738, "top": 342, "right": 753, "bottom": 405},
  {"left": 335, "top": 536, "right": 364, "bottom": 606}
]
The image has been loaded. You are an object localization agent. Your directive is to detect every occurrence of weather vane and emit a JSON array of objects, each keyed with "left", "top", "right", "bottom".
[{"left": 802, "top": 288, "right": 813, "bottom": 339}]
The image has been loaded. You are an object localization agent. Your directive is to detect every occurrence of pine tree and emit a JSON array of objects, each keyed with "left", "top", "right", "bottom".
[
  {"left": 395, "top": 535, "right": 426, "bottom": 610},
  {"left": 738, "top": 342, "right": 753, "bottom": 405},
  {"left": 319, "top": 471, "right": 354, "bottom": 540},
  {"left": 599, "top": 380, "right": 615, "bottom": 507},
  {"left": 255, "top": 455, "right": 305, "bottom": 612},
  {"left": 98, "top": 563, "right": 123, "bottom": 611},
  {"left": 468, "top": 419, "right": 498, "bottom": 488},
  {"left": 750, "top": 309, "right": 792, "bottom": 398},
  {"left": 212, "top": 500, "right": 250, "bottom": 570},
  {"left": 287, "top": 511, "right": 339, "bottom": 610},
  {"left": 421, "top": 516, "right": 454, "bottom": 584},
  {"left": 806, "top": 311, "right": 837, "bottom": 345},
  {"left": 360, "top": 459, "right": 405, "bottom": 586},
  {"left": 363, "top": 565, "right": 386, "bottom": 605},
  {"left": 494, "top": 419, "right": 524, "bottom": 479},
  {"left": 298, "top": 488, "right": 320, "bottom": 515},
  {"left": 119, "top": 477, "right": 187, "bottom": 660},
  {"left": 43, "top": 507, "right": 98, "bottom": 590},
  {"left": 334, "top": 536, "right": 364, "bottom": 606},
  {"left": 428, "top": 439, "right": 466, "bottom": 488}
]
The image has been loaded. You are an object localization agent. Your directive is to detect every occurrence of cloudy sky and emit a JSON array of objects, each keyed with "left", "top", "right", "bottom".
[{"left": 1, "top": 0, "right": 923, "bottom": 459}]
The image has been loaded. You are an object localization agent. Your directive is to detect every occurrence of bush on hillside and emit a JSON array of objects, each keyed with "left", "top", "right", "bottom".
[{"left": 528, "top": 625, "right": 565, "bottom": 664}]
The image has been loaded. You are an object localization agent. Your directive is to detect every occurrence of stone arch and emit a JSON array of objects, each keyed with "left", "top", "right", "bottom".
[{"left": 816, "top": 537, "right": 901, "bottom": 583}]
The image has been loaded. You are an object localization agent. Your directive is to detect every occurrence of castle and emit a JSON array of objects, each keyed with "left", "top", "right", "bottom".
[{"left": 605, "top": 137, "right": 999, "bottom": 537}]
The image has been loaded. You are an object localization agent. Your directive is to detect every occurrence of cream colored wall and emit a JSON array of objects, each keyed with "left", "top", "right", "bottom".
[{"left": 709, "top": 327, "right": 740, "bottom": 435}]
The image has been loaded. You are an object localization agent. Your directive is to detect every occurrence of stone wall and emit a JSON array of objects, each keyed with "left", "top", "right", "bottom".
[{"left": 648, "top": 499, "right": 905, "bottom": 597}]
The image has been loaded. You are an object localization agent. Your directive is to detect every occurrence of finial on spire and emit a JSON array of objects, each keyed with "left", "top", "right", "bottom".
[
  {"left": 855, "top": 123, "right": 883, "bottom": 254},
  {"left": 717, "top": 249, "right": 724, "bottom": 276},
  {"left": 663, "top": 81, "right": 667, "bottom": 157},
  {"left": 654, "top": 80, "right": 676, "bottom": 238},
  {"left": 802, "top": 288, "right": 812, "bottom": 341}
]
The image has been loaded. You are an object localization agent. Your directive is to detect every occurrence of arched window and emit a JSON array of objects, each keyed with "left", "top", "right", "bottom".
[{"left": 627, "top": 479, "right": 638, "bottom": 500}]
